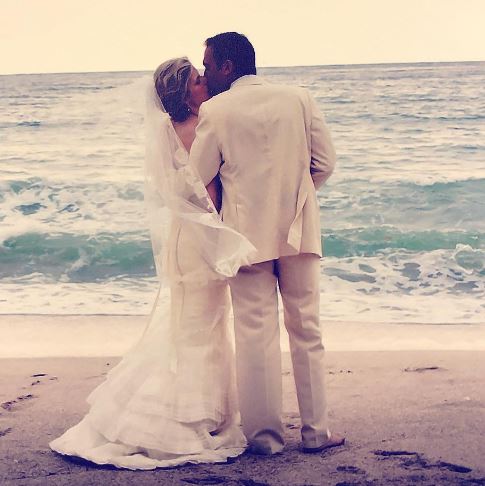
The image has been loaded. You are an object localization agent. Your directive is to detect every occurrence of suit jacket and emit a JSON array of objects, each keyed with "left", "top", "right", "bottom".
[{"left": 190, "top": 75, "right": 336, "bottom": 265}]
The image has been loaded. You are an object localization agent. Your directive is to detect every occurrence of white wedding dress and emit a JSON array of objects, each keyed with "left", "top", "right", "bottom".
[{"left": 49, "top": 84, "right": 256, "bottom": 469}]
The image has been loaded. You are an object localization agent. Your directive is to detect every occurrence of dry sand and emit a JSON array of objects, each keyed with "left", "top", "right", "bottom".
[
  {"left": 1, "top": 351, "right": 485, "bottom": 485},
  {"left": 3, "top": 315, "right": 485, "bottom": 358}
]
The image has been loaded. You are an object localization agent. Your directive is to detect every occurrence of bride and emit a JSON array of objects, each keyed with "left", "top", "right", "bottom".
[{"left": 49, "top": 58, "right": 256, "bottom": 470}]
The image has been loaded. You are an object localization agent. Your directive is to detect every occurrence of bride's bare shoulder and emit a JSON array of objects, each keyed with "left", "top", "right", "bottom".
[{"left": 171, "top": 117, "right": 197, "bottom": 152}]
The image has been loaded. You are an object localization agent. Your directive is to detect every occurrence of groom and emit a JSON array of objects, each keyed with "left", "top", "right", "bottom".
[{"left": 190, "top": 32, "right": 343, "bottom": 455}]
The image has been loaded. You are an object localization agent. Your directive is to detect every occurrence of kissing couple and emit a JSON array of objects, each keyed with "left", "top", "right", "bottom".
[{"left": 50, "top": 31, "right": 344, "bottom": 469}]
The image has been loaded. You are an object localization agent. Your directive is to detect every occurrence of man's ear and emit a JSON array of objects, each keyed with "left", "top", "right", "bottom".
[{"left": 221, "top": 60, "right": 234, "bottom": 76}]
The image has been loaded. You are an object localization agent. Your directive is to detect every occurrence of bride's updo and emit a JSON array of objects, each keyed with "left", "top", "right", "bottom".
[{"left": 154, "top": 57, "right": 192, "bottom": 122}]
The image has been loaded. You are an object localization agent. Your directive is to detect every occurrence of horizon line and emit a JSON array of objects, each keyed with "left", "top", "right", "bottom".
[{"left": 1, "top": 59, "right": 484, "bottom": 77}]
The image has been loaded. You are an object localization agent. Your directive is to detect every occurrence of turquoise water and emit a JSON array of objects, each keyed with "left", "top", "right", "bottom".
[{"left": 1, "top": 62, "right": 484, "bottom": 321}]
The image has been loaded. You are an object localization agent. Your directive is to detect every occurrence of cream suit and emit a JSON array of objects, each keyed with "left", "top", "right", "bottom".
[{"left": 190, "top": 75, "right": 336, "bottom": 453}]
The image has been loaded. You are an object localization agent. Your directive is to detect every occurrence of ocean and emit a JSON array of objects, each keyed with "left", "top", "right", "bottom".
[{"left": 1, "top": 62, "right": 484, "bottom": 323}]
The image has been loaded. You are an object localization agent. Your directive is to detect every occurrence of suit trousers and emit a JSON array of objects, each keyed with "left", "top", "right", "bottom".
[{"left": 229, "top": 253, "right": 330, "bottom": 453}]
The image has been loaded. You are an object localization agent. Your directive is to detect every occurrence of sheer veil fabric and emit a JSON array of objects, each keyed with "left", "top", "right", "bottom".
[
  {"left": 49, "top": 80, "right": 256, "bottom": 470},
  {"left": 144, "top": 81, "right": 256, "bottom": 287}
]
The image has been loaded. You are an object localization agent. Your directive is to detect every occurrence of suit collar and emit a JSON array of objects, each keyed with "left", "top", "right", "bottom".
[{"left": 230, "top": 75, "right": 265, "bottom": 89}]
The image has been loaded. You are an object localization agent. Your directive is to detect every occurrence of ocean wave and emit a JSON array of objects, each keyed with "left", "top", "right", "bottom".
[
  {"left": 0, "top": 177, "right": 148, "bottom": 236},
  {"left": 45, "top": 85, "right": 115, "bottom": 92},
  {"left": 0, "top": 232, "right": 154, "bottom": 282},
  {"left": 390, "top": 113, "right": 485, "bottom": 121},
  {"left": 327, "top": 177, "right": 485, "bottom": 190},
  {"left": 321, "top": 245, "right": 485, "bottom": 301},
  {"left": 320, "top": 178, "right": 485, "bottom": 234},
  {"left": 0, "top": 177, "right": 145, "bottom": 205},
  {"left": 1, "top": 245, "right": 483, "bottom": 322},
  {"left": 323, "top": 228, "right": 484, "bottom": 257},
  {"left": 2, "top": 227, "right": 484, "bottom": 285}
]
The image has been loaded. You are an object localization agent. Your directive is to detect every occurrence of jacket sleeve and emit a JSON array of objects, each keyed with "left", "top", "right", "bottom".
[
  {"left": 190, "top": 103, "right": 223, "bottom": 186},
  {"left": 307, "top": 90, "right": 336, "bottom": 189}
]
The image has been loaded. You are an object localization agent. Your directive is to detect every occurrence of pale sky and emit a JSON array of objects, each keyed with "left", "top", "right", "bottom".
[{"left": 2, "top": 0, "right": 485, "bottom": 75}]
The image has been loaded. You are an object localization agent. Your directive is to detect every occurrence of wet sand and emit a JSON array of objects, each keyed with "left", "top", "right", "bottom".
[{"left": 1, "top": 351, "right": 485, "bottom": 485}]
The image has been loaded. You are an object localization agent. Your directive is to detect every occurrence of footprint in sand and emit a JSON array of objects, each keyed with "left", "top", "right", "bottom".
[
  {"left": 0, "top": 427, "right": 13, "bottom": 437},
  {"left": 1, "top": 394, "right": 36, "bottom": 411},
  {"left": 403, "top": 366, "right": 445, "bottom": 373},
  {"left": 373, "top": 449, "right": 473, "bottom": 474},
  {"left": 433, "top": 398, "right": 485, "bottom": 410},
  {"left": 181, "top": 477, "right": 229, "bottom": 485},
  {"left": 336, "top": 465, "right": 366, "bottom": 475},
  {"left": 239, "top": 480, "right": 270, "bottom": 486},
  {"left": 21, "top": 373, "right": 56, "bottom": 388}
]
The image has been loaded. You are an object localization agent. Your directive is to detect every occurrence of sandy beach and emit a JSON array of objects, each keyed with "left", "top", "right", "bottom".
[
  {"left": 0, "top": 315, "right": 485, "bottom": 486},
  {"left": 1, "top": 353, "right": 485, "bottom": 486},
  {"left": 1, "top": 315, "right": 485, "bottom": 485}
]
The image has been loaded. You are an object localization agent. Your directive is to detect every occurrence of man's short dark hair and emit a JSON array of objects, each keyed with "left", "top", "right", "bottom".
[{"left": 205, "top": 32, "right": 256, "bottom": 77}]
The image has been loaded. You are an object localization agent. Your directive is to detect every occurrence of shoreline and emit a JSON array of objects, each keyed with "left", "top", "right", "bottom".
[
  {"left": 1, "top": 351, "right": 485, "bottom": 485},
  {"left": 3, "top": 311, "right": 482, "bottom": 323},
  {"left": 1, "top": 314, "right": 485, "bottom": 359}
]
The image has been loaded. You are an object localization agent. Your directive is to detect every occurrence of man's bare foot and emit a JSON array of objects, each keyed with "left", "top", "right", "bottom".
[{"left": 301, "top": 434, "right": 346, "bottom": 453}]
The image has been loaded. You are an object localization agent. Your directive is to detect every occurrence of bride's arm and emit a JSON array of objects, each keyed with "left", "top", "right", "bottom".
[{"left": 206, "top": 175, "right": 222, "bottom": 212}]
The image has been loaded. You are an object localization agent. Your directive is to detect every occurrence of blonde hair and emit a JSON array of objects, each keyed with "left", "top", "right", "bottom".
[{"left": 154, "top": 57, "right": 192, "bottom": 122}]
